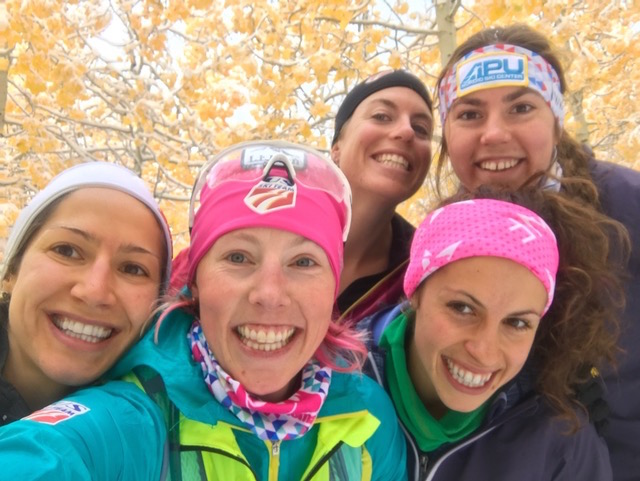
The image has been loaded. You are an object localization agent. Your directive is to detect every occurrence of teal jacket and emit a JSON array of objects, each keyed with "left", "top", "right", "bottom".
[{"left": 0, "top": 309, "right": 407, "bottom": 481}]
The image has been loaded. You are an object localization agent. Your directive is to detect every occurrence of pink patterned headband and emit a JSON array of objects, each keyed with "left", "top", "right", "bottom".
[
  {"left": 438, "top": 44, "right": 564, "bottom": 127},
  {"left": 404, "top": 199, "right": 559, "bottom": 315}
]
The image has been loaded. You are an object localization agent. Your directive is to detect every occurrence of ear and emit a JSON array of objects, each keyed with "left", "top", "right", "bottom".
[
  {"left": 190, "top": 282, "right": 199, "bottom": 300},
  {"left": 409, "top": 291, "right": 421, "bottom": 311},
  {"left": 2, "top": 275, "right": 15, "bottom": 296},
  {"left": 330, "top": 144, "right": 340, "bottom": 165}
]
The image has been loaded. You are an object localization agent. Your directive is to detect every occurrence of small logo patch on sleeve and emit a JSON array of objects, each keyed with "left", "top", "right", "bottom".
[{"left": 24, "top": 400, "right": 91, "bottom": 425}]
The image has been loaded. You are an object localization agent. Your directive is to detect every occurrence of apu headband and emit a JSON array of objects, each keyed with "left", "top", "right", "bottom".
[{"left": 438, "top": 44, "right": 564, "bottom": 127}]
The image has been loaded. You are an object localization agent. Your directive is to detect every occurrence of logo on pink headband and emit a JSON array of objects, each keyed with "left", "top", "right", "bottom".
[
  {"left": 404, "top": 199, "right": 559, "bottom": 315},
  {"left": 245, "top": 177, "right": 297, "bottom": 213}
]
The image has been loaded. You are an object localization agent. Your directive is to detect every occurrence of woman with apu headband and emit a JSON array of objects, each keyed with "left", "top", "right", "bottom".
[
  {"left": 361, "top": 187, "right": 627, "bottom": 480},
  {"left": 434, "top": 25, "right": 639, "bottom": 481},
  {"left": 0, "top": 141, "right": 407, "bottom": 480}
]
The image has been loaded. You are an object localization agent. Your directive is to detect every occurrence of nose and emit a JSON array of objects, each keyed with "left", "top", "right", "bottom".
[
  {"left": 70, "top": 258, "right": 117, "bottom": 308},
  {"left": 390, "top": 115, "right": 415, "bottom": 142},
  {"left": 480, "top": 112, "right": 512, "bottom": 145},
  {"left": 464, "top": 323, "right": 501, "bottom": 367},
  {"left": 247, "top": 262, "right": 291, "bottom": 309}
]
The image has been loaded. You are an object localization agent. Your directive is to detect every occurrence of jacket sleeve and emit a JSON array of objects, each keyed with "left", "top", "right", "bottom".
[
  {"left": 0, "top": 380, "right": 167, "bottom": 480},
  {"left": 554, "top": 421, "right": 612, "bottom": 481}
]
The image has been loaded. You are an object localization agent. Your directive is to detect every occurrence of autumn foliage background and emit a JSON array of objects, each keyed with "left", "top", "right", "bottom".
[{"left": 1, "top": 0, "right": 638, "bottom": 253}]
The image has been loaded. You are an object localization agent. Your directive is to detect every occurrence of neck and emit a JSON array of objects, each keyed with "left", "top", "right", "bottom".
[
  {"left": 3, "top": 348, "right": 71, "bottom": 412},
  {"left": 407, "top": 335, "right": 448, "bottom": 420},
  {"left": 339, "top": 195, "right": 397, "bottom": 294}
]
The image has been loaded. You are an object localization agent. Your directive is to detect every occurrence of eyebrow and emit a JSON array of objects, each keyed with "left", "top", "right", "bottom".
[
  {"left": 48, "top": 225, "right": 161, "bottom": 259},
  {"left": 452, "top": 87, "right": 535, "bottom": 107},
  {"left": 457, "top": 290, "right": 541, "bottom": 317},
  {"left": 368, "top": 98, "right": 433, "bottom": 121}
]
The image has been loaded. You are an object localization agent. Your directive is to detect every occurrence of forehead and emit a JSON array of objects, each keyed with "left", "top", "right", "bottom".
[
  {"left": 356, "top": 86, "right": 432, "bottom": 115},
  {"left": 51, "top": 187, "right": 143, "bottom": 214},
  {"left": 453, "top": 85, "right": 546, "bottom": 105}
]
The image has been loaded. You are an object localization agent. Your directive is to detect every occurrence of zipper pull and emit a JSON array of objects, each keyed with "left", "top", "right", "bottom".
[
  {"left": 272, "top": 440, "right": 281, "bottom": 456},
  {"left": 419, "top": 453, "right": 429, "bottom": 478}
]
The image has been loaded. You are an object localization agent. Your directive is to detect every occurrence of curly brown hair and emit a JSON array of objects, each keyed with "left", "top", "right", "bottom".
[
  {"left": 439, "top": 183, "right": 629, "bottom": 431},
  {"left": 433, "top": 24, "right": 600, "bottom": 206}
]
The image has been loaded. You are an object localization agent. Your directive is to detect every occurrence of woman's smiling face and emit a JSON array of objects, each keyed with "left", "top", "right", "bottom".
[
  {"left": 192, "top": 227, "right": 335, "bottom": 403},
  {"left": 444, "top": 86, "right": 558, "bottom": 191},
  {"left": 408, "top": 256, "right": 547, "bottom": 414}
]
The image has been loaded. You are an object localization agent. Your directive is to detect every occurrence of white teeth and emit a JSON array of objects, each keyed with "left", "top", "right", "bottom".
[
  {"left": 445, "top": 358, "right": 492, "bottom": 388},
  {"left": 479, "top": 159, "right": 519, "bottom": 171},
  {"left": 53, "top": 317, "right": 112, "bottom": 343},
  {"left": 236, "top": 326, "right": 296, "bottom": 352},
  {"left": 374, "top": 153, "right": 409, "bottom": 170}
]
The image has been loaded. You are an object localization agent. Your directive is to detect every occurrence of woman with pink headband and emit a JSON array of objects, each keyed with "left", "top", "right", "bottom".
[
  {"left": 361, "top": 187, "right": 627, "bottom": 480},
  {"left": 0, "top": 141, "right": 406, "bottom": 480},
  {"left": 434, "top": 25, "right": 640, "bottom": 481}
]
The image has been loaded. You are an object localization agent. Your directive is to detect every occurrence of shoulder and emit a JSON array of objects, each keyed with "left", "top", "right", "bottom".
[
  {"left": 590, "top": 160, "right": 640, "bottom": 224},
  {"left": 0, "top": 382, "right": 166, "bottom": 479},
  {"left": 323, "top": 371, "right": 399, "bottom": 436},
  {"left": 488, "top": 401, "right": 611, "bottom": 479}
]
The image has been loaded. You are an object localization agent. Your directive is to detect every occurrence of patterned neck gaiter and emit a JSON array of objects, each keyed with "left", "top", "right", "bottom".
[{"left": 188, "top": 320, "right": 331, "bottom": 441}]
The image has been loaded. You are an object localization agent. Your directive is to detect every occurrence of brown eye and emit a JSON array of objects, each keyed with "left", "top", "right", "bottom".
[{"left": 52, "top": 244, "right": 80, "bottom": 259}]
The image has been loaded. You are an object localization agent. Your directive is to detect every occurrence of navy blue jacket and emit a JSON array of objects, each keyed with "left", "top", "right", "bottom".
[
  {"left": 362, "top": 304, "right": 612, "bottom": 481},
  {"left": 590, "top": 159, "right": 640, "bottom": 481}
]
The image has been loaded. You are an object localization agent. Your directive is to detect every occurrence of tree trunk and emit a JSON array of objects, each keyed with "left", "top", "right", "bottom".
[
  {"left": 435, "top": 0, "right": 458, "bottom": 67},
  {"left": 0, "top": 53, "right": 8, "bottom": 132}
]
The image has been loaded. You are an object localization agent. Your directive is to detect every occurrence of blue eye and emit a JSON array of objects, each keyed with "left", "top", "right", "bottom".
[
  {"left": 228, "top": 252, "right": 246, "bottom": 263},
  {"left": 294, "top": 257, "right": 316, "bottom": 267}
]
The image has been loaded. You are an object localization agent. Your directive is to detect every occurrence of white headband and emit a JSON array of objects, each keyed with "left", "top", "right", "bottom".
[{"left": 439, "top": 44, "right": 564, "bottom": 127}]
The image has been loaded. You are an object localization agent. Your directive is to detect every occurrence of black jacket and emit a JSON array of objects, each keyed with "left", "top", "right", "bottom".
[{"left": 0, "top": 303, "right": 30, "bottom": 426}]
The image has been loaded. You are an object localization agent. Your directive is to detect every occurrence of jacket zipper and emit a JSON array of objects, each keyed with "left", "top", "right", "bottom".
[
  {"left": 268, "top": 440, "right": 281, "bottom": 481},
  {"left": 302, "top": 441, "right": 343, "bottom": 481}
]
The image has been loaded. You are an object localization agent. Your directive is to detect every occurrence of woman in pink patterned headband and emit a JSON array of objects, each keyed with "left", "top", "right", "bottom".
[
  {"left": 361, "top": 187, "right": 628, "bottom": 480},
  {"left": 433, "top": 24, "right": 640, "bottom": 481}
]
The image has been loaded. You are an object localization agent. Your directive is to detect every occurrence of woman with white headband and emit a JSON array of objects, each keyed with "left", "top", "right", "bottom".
[
  {"left": 434, "top": 25, "right": 639, "bottom": 481},
  {"left": 361, "top": 187, "right": 627, "bottom": 480},
  {"left": 0, "top": 162, "right": 172, "bottom": 426},
  {"left": 0, "top": 142, "right": 406, "bottom": 480}
]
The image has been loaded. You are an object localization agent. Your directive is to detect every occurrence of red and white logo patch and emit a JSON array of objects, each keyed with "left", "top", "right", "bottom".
[
  {"left": 24, "top": 400, "right": 91, "bottom": 425},
  {"left": 245, "top": 178, "right": 296, "bottom": 213}
]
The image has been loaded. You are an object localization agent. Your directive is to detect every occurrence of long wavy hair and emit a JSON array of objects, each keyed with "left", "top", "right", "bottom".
[
  {"left": 433, "top": 24, "right": 600, "bottom": 207},
  {"left": 153, "top": 289, "right": 367, "bottom": 373},
  {"left": 437, "top": 183, "right": 629, "bottom": 430}
]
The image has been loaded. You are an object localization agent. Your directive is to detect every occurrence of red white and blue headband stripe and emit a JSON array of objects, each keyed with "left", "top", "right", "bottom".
[{"left": 438, "top": 44, "right": 565, "bottom": 127}]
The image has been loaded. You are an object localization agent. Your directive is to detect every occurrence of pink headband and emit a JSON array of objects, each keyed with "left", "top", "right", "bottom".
[
  {"left": 404, "top": 199, "right": 559, "bottom": 314},
  {"left": 438, "top": 44, "right": 564, "bottom": 127},
  {"left": 187, "top": 143, "right": 351, "bottom": 298}
]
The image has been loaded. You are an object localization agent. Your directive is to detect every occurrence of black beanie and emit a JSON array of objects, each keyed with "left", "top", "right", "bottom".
[{"left": 331, "top": 70, "right": 432, "bottom": 146}]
